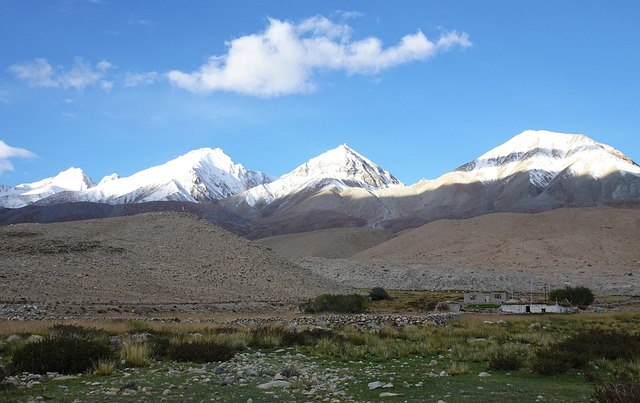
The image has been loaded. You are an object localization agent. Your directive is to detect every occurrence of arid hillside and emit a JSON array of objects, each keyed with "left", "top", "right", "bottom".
[
  {"left": 0, "top": 212, "right": 351, "bottom": 306},
  {"left": 258, "top": 227, "right": 395, "bottom": 259},
  {"left": 271, "top": 208, "right": 640, "bottom": 295},
  {"left": 354, "top": 207, "right": 640, "bottom": 270}
]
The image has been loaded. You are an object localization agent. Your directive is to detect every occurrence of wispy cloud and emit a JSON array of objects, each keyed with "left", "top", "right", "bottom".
[
  {"left": 123, "top": 71, "right": 160, "bottom": 87},
  {"left": 0, "top": 140, "right": 36, "bottom": 176},
  {"left": 128, "top": 15, "right": 154, "bottom": 27},
  {"left": 8, "top": 58, "right": 114, "bottom": 91},
  {"left": 167, "top": 16, "right": 471, "bottom": 97}
]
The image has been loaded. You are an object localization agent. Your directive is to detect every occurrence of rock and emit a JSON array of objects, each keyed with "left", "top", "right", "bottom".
[
  {"left": 380, "top": 392, "right": 403, "bottom": 397},
  {"left": 383, "top": 382, "right": 394, "bottom": 388},
  {"left": 6, "top": 334, "right": 21, "bottom": 343},
  {"left": 478, "top": 372, "right": 491, "bottom": 377},
  {"left": 213, "top": 366, "right": 225, "bottom": 375},
  {"left": 368, "top": 381, "right": 383, "bottom": 390},
  {"left": 257, "top": 380, "right": 290, "bottom": 390},
  {"left": 1, "top": 376, "right": 19, "bottom": 386},
  {"left": 439, "top": 371, "right": 448, "bottom": 377},
  {"left": 27, "top": 334, "right": 43, "bottom": 343}
]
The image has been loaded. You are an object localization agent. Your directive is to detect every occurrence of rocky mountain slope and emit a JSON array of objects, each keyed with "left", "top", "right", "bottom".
[{"left": 0, "top": 212, "right": 351, "bottom": 305}]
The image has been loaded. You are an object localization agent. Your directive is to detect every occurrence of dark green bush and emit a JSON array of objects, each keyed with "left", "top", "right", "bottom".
[
  {"left": 548, "top": 285, "right": 595, "bottom": 306},
  {"left": 281, "top": 328, "right": 338, "bottom": 346},
  {"left": 488, "top": 349, "right": 523, "bottom": 371},
  {"left": 532, "top": 329, "right": 639, "bottom": 376},
  {"left": 592, "top": 372, "right": 640, "bottom": 403},
  {"left": 300, "top": 294, "right": 369, "bottom": 314},
  {"left": 166, "top": 341, "right": 234, "bottom": 363},
  {"left": 11, "top": 336, "right": 112, "bottom": 374},
  {"left": 558, "top": 329, "right": 640, "bottom": 362},
  {"left": 531, "top": 347, "right": 572, "bottom": 375},
  {"left": 369, "top": 287, "right": 390, "bottom": 301}
]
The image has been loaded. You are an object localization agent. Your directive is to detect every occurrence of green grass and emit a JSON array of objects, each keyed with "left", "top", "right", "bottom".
[{"left": 1, "top": 311, "right": 639, "bottom": 402}]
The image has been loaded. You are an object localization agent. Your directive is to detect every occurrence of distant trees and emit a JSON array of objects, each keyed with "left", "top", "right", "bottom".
[
  {"left": 369, "top": 287, "right": 390, "bottom": 301},
  {"left": 548, "top": 285, "right": 595, "bottom": 307}
]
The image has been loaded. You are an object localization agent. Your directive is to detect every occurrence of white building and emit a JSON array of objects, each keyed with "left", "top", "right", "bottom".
[{"left": 500, "top": 303, "right": 572, "bottom": 314}]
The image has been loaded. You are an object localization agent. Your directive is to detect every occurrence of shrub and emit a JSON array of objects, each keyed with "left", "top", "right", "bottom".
[
  {"left": 558, "top": 329, "right": 640, "bottom": 363},
  {"left": 281, "top": 328, "right": 337, "bottom": 347},
  {"left": 300, "top": 294, "right": 369, "bottom": 314},
  {"left": 548, "top": 285, "right": 595, "bottom": 306},
  {"left": 488, "top": 348, "right": 523, "bottom": 371},
  {"left": 531, "top": 347, "right": 572, "bottom": 375},
  {"left": 11, "top": 335, "right": 112, "bottom": 374},
  {"left": 167, "top": 341, "right": 234, "bottom": 363},
  {"left": 369, "top": 287, "right": 390, "bottom": 301},
  {"left": 531, "top": 329, "right": 639, "bottom": 376},
  {"left": 592, "top": 371, "right": 640, "bottom": 403}
]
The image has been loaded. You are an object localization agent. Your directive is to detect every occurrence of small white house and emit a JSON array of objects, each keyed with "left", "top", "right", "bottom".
[{"left": 500, "top": 303, "right": 572, "bottom": 314}]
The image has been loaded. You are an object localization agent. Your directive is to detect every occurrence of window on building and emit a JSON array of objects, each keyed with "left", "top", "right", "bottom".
[
  {"left": 494, "top": 293, "right": 503, "bottom": 299},
  {"left": 469, "top": 295, "right": 477, "bottom": 301}
]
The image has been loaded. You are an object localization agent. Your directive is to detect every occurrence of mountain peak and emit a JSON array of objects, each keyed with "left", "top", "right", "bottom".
[
  {"left": 289, "top": 144, "right": 403, "bottom": 189},
  {"left": 17, "top": 167, "right": 95, "bottom": 192}
]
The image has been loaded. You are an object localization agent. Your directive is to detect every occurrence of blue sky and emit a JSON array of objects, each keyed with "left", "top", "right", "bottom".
[{"left": 1, "top": 1, "right": 639, "bottom": 186}]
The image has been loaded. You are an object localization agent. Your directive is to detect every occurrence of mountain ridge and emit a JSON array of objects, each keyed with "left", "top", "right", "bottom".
[{"left": 1, "top": 130, "right": 639, "bottom": 236}]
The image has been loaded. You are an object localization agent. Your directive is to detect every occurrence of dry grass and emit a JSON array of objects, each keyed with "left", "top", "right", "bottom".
[
  {"left": 92, "top": 359, "right": 117, "bottom": 376},
  {"left": 119, "top": 342, "right": 153, "bottom": 368}
]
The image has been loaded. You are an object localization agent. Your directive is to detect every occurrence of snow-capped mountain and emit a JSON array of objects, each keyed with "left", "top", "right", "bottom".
[
  {"left": 0, "top": 167, "right": 95, "bottom": 208},
  {"left": 384, "top": 130, "right": 640, "bottom": 230},
  {"left": 453, "top": 130, "right": 640, "bottom": 187},
  {"left": 72, "top": 147, "right": 273, "bottom": 204},
  {"left": 2, "top": 131, "right": 639, "bottom": 238},
  {"left": 0, "top": 148, "right": 272, "bottom": 207},
  {"left": 240, "top": 144, "right": 403, "bottom": 207}
]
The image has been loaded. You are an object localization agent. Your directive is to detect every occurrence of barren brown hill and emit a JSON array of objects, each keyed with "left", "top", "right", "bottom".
[
  {"left": 0, "top": 212, "right": 351, "bottom": 307},
  {"left": 286, "top": 208, "right": 639, "bottom": 295},
  {"left": 258, "top": 227, "right": 395, "bottom": 260},
  {"left": 354, "top": 207, "right": 640, "bottom": 269}
]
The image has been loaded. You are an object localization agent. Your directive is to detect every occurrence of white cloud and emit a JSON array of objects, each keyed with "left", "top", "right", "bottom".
[
  {"left": 123, "top": 71, "right": 160, "bottom": 87},
  {"left": 167, "top": 16, "right": 471, "bottom": 97},
  {"left": 8, "top": 57, "right": 114, "bottom": 91},
  {"left": 0, "top": 140, "right": 36, "bottom": 176}
]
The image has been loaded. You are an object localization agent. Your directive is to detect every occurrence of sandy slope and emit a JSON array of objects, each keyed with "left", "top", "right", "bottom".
[
  {"left": 0, "top": 212, "right": 351, "bottom": 306},
  {"left": 257, "top": 227, "right": 395, "bottom": 259},
  {"left": 290, "top": 208, "right": 639, "bottom": 295}
]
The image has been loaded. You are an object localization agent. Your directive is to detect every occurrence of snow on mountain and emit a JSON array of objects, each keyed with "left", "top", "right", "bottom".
[
  {"left": 452, "top": 130, "right": 640, "bottom": 187},
  {"left": 73, "top": 147, "right": 273, "bottom": 204},
  {"left": 0, "top": 148, "right": 272, "bottom": 208},
  {"left": 0, "top": 167, "right": 96, "bottom": 208},
  {"left": 242, "top": 144, "right": 403, "bottom": 207}
]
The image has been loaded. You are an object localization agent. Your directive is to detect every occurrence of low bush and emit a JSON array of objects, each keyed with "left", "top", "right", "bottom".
[
  {"left": 592, "top": 371, "right": 640, "bottom": 403},
  {"left": 488, "top": 348, "right": 523, "bottom": 371},
  {"left": 11, "top": 335, "right": 112, "bottom": 374},
  {"left": 369, "top": 287, "right": 390, "bottom": 301},
  {"left": 167, "top": 341, "right": 234, "bottom": 363},
  {"left": 300, "top": 294, "right": 369, "bottom": 314},
  {"left": 532, "top": 329, "right": 639, "bottom": 376},
  {"left": 531, "top": 347, "right": 572, "bottom": 375}
]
